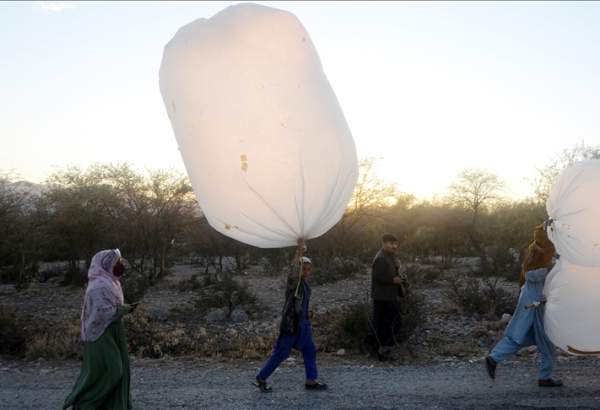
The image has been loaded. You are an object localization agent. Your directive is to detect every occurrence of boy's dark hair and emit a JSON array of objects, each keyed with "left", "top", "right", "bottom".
[{"left": 381, "top": 233, "right": 398, "bottom": 243}]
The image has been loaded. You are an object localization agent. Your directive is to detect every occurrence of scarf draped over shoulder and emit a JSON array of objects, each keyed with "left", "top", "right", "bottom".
[{"left": 81, "top": 249, "right": 124, "bottom": 342}]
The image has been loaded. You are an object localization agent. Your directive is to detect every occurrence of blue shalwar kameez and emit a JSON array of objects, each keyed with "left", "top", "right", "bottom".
[
  {"left": 490, "top": 267, "right": 556, "bottom": 380},
  {"left": 257, "top": 281, "right": 318, "bottom": 381}
]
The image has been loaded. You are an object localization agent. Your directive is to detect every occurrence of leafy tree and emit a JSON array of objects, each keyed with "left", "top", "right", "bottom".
[
  {"left": 41, "top": 165, "right": 120, "bottom": 284},
  {"left": 0, "top": 174, "right": 41, "bottom": 284}
]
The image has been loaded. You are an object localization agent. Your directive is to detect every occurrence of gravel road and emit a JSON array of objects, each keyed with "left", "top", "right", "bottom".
[{"left": 2, "top": 356, "right": 600, "bottom": 409}]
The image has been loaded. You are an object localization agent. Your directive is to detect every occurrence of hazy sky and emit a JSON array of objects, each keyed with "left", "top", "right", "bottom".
[{"left": 1, "top": 1, "right": 599, "bottom": 198}]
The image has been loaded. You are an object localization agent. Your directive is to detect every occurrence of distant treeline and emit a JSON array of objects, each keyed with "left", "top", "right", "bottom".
[{"left": 1, "top": 143, "right": 598, "bottom": 287}]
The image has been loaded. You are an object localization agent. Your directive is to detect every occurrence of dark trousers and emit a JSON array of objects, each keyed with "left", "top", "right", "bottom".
[{"left": 367, "top": 299, "right": 402, "bottom": 349}]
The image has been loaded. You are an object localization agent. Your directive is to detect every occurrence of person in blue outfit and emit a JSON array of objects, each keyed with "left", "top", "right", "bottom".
[
  {"left": 254, "top": 240, "right": 327, "bottom": 393},
  {"left": 485, "top": 225, "right": 563, "bottom": 387}
]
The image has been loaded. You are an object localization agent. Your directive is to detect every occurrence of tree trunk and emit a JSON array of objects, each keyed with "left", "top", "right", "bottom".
[
  {"left": 160, "top": 242, "right": 167, "bottom": 276},
  {"left": 63, "top": 258, "right": 77, "bottom": 285},
  {"left": 19, "top": 248, "right": 25, "bottom": 284},
  {"left": 468, "top": 230, "right": 489, "bottom": 274}
]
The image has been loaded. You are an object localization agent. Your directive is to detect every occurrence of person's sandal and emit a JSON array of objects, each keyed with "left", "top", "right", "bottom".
[
  {"left": 253, "top": 377, "right": 272, "bottom": 393},
  {"left": 485, "top": 356, "right": 497, "bottom": 380},
  {"left": 538, "top": 378, "right": 563, "bottom": 387},
  {"left": 305, "top": 381, "right": 328, "bottom": 391}
]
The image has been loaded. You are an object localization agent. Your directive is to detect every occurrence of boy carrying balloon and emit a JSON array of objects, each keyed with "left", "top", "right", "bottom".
[{"left": 254, "top": 240, "right": 328, "bottom": 392}]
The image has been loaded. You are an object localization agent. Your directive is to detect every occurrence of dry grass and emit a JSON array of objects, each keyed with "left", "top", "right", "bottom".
[
  {"left": 0, "top": 305, "right": 26, "bottom": 355},
  {"left": 25, "top": 319, "right": 81, "bottom": 359}
]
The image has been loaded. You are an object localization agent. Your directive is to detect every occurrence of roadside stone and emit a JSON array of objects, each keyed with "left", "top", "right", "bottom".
[
  {"left": 336, "top": 349, "right": 346, "bottom": 356},
  {"left": 500, "top": 313, "right": 512, "bottom": 324},
  {"left": 230, "top": 307, "right": 249, "bottom": 323},
  {"left": 206, "top": 308, "right": 227, "bottom": 323},
  {"left": 283, "top": 357, "right": 296, "bottom": 366},
  {"left": 244, "top": 350, "right": 262, "bottom": 360}
]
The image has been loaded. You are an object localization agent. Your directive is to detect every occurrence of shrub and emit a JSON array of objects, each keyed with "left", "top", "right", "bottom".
[
  {"left": 485, "top": 283, "right": 516, "bottom": 317},
  {"left": 37, "top": 264, "right": 67, "bottom": 283},
  {"left": 319, "top": 291, "right": 424, "bottom": 353},
  {"left": 259, "top": 250, "right": 291, "bottom": 276},
  {"left": 124, "top": 308, "right": 275, "bottom": 359},
  {"left": 310, "top": 257, "right": 362, "bottom": 286},
  {"left": 61, "top": 265, "right": 88, "bottom": 287},
  {"left": 176, "top": 273, "right": 206, "bottom": 292},
  {"left": 195, "top": 276, "right": 260, "bottom": 316},
  {"left": 121, "top": 269, "right": 151, "bottom": 304},
  {"left": 446, "top": 276, "right": 488, "bottom": 315},
  {"left": 445, "top": 274, "right": 516, "bottom": 318},
  {"left": 25, "top": 318, "right": 81, "bottom": 359},
  {"left": 0, "top": 305, "right": 26, "bottom": 355},
  {"left": 124, "top": 308, "right": 211, "bottom": 358},
  {"left": 397, "top": 290, "right": 424, "bottom": 343},
  {"left": 328, "top": 302, "right": 371, "bottom": 351},
  {"left": 404, "top": 263, "right": 444, "bottom": 287}
]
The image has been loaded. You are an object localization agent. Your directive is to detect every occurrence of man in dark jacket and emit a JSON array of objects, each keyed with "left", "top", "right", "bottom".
[
  {"left": 365, "top": 233, "right": 404, "bottom": 361},
  {"left": 254, "top": 242, "right": 327, "bottom": 393}
]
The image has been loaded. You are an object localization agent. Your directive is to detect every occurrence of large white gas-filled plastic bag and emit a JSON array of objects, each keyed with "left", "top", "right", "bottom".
[
  {"left": 544, "top": 258, "right": 600, "bottom": 354},
  {"left": 159, "top": 4, "right": 358, "bottom": 248},
  {"left": 546, "top": 160, "right": 600, "bottom": 267}
]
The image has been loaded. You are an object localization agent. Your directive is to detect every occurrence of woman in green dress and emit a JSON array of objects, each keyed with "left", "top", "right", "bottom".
[{"left": 64, "top": 249, "right": 135, "bottom": 410}]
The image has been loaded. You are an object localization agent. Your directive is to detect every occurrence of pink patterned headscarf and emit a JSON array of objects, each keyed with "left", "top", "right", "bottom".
[{"left": 80, "top": 249, "right": 125, "bottom": 342}]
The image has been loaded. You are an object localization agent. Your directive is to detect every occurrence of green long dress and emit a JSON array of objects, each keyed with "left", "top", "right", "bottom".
[{"left": 64, "top": 307, "right": 132, "bottom": 410}]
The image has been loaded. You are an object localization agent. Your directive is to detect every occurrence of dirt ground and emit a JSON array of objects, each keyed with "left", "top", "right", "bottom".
[
  {"left": 2, "top": 355, "right": 600, "bottom": 409},
  {"left": 3, "top": 262, "right": 594, "bottom": 409}
]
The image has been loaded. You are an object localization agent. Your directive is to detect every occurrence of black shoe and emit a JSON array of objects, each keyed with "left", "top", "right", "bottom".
[
  {"left": 538, "top": 378, "right": 563, "bottom": 387},
  {"left": 253, "top": 377, "right": 272, "bottom": 393},
  {"left": 305, "top": 381, "right": 328, "bottom": 391},
  {"left": 485, "top": 356, "right": 496, "bottom": 380}
]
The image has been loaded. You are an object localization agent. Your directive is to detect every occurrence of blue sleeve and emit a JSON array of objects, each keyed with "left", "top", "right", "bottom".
[{"left": 525, "top": 267, "right": 548, "bottom": 283}]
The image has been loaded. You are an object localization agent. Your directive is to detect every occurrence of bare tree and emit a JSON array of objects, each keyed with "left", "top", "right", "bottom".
[
  {"left": 145, "top": 169, "right": 196, "bottom": 279},
  {"left": 42, "top": 165, "right": 119, "bottom": 284},
  {"left": 103, "top": 164, "right": 197, "bottom": 281},
  {"left": 449, "top": 169, "right": 504, "bottom": 222},
  {"left": 448, "top": 168, "right": 505, "bottom": 272},
  {"left": 348, "top": 158, "right": 400, "bottom": 217},
  {"left": 322, "top": 157, "right": 406, "bottom": 259}
]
